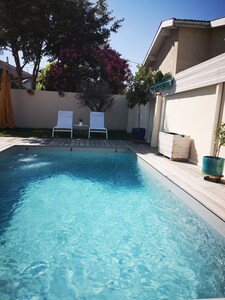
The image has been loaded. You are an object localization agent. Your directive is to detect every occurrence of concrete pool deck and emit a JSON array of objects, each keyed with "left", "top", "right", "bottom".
[{"left": 0, "top": 136, "right": 225, "bottom": 223}]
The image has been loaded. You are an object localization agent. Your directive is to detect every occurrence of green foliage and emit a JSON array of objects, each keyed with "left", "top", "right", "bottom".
[
  {"left": 45, "top": 0, "right": 123, "bottom": 59},
  {"left": 153, "top": 70, "right": 164, "bottom": 83},
  {"left": 126, "top": 65, "right": 155, "bottom": 128},
  {"left": 126, "top": 65, "right": 154, "bottom": 109},
  {"left": 0, "top": 0, "right": 53, "bottom": 88},
  {"left": 78, "top": 80, "right": 115, "bottom": 112},
  {"left": 161, "top": 72, "right": 172, "bottom": 81},
  {"left": 36, "top": 63, "right": 54, "bottom": 90},
  {"left": 0, "top": 0, "right": 122, "bottom": 89},
  {"left": 153, "top": 71, "right": 172, "bottom": 84},
  {"left": 215, "top": 122, "right": 225, "bottom": 157}
]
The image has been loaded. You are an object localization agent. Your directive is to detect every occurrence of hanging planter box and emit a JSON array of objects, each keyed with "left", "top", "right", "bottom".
[{"left": 158, "top": 131, "right": 191, "bottom": 161}]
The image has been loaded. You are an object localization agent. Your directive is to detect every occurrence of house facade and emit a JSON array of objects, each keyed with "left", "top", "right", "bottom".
[
  {"left": 143, "top": 18, "right": 225, "bottom": 76},
  {"left": 0, "top": 59, "right": 32, "bottom": 88},
  {"left": 131, "top": 17, "right": 225, "bottom": 167}
]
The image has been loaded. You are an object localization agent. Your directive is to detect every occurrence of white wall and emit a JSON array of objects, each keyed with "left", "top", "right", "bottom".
[
  {"left": 10, "top": 90, "right": 128, "bottom": 130},
  {"left": 219, "top": 84, "right": 225, "bottom": 159},
  {"left": 160, "top": 54, "right": 225, "bottom": 166},
  {"left": 164, "top": 85, "right": 217, "bottom": 164},
  {"left": 127, "top": 101, "right": 155, "bottom": 142}
]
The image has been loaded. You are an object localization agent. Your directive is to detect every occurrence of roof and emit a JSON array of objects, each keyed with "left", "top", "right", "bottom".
[
  {"left": 0, "top": 59, "right": 32, "bottom": 79},
  {"left": 143, "top": 17, "right": 225, "bottom": 69}
]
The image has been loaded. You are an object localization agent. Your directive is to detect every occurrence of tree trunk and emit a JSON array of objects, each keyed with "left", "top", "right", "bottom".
[
  {"left": 32, "top": 42, "right": 43, "bottom": 90},
  {"left": 32, "top": 58, "right": 41, "bottom": 90},
  {"left": 138, "top": 104, "right": 141, "bottom": 128},
  {"left": 11, "top": 45, "right": 23, "bottom": 89}
]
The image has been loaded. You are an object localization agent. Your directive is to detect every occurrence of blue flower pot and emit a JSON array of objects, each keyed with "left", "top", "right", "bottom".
[
  {"left": 132, "top": 128, "right": 146, "bottom": 140},
  {"left": 202, "top": 156, "right": 224, "bottom": 177}
]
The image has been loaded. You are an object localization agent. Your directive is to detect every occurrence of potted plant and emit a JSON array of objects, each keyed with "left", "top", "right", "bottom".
[
  {"left": 126, "top": 65, "right": 154, "bottom": 140},
  {"left": 150, "top": 71, "right": 173, "bottom": 92},
  {"left": 202, "top": 122, "right": 225, "bottom": 180},
  {"left": 79, "top": 117, "right": 83, "bottom": 126}
]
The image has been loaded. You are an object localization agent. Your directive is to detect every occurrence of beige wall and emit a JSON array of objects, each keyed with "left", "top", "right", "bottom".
[
  {"left": 11, "top": 90, "right": 128, "bottom": 130},
  {"left": 176, "top": 28, "right": 210, "bottom": 73},
  {"left": 149, "top": 26, "right": 225, "bottom": 76},
  {"left": 151, "top": 31, "right": 178, "bottom": 75},
  {"left": 164, "top": 85, "right": 218, "bottom": 164},
  {"left": 143, "top": 20, "right": 225, "bottom": 167},
  {"left": 148, "top": 27, "right": 212, "bottom": 76},
  {"left": 210, "top": 27, "right": 225, "bottom": 58},
  {"left": 158, "top": 40, "right": 178, "bottom": 76}
]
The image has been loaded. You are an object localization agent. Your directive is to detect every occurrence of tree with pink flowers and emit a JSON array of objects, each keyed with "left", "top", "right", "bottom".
[
  {"left": 0, "top": 0, "right": 123, "bottom": 89},
  {"left": 37, "top": 45, "right": 131, "bottom": 94}
]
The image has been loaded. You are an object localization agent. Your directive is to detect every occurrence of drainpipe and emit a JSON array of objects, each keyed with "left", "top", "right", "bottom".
[
  {"left": 150, "top": 92, "right": 163, "bottom": 147},
  {"left": 146, "top": 101, "right": 152, "bottom": 143},
  {"left": 210, "top": 83, "right": 223, "bottom": 155},
  {"left": 159, "top": 95, "right": 167, "bottom": 132}
]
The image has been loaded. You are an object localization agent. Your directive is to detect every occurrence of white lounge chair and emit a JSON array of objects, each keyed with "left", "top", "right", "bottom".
[
  {"left": 52, "top": 110, "right": 73, "bottom": 138},
  {"left": 88, "top": 112, "right": 108, "bottom": 139}
]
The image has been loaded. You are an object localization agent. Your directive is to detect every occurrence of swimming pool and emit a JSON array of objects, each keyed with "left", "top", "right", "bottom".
[{"left": 0, "top": 147, "right": 225, "bottom": 299}]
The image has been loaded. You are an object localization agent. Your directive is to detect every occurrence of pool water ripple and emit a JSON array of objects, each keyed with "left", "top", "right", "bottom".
[{"left": 0, "top": 150, "right": 225, "bottom": 299}]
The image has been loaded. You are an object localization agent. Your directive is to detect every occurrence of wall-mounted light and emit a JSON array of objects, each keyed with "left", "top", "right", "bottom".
[{"left": 27, "top": 89, "right": 34, "bottom": 95}]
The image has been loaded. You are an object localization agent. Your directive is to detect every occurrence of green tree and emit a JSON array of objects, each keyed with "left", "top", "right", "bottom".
[
  {"left": 78, "top": 80, "right": 114, "bottom": 112},
  {"left": 126, "top": 65, "right": 154, "bottom": 128},
  {"left": 0, "top": 0, "right": 122, "bottom": 89},
  {"left": 45, "top": 0, "right": 122, "bottom": 59},
  {"left": 0, "top": 0, "right": 52, "bottom": 89},
  {"left": 36, "top": 63, "right": 53, "bottom": 91}
]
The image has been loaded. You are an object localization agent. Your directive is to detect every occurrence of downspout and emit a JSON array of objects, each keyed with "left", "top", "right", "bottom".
[
  {"left": 159, "top": 95, "right": 167, "bottom": 132},
  {"left": 150, "top": 92, "right": 163, "bottom": 147},
  {"left": 210, "top": 83, "right": 223, "bottom": 155},
  {"left": 146, "top": 101, "right": 152, "bottom": 143}
]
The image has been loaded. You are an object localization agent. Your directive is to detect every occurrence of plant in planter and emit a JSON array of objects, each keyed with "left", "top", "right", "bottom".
[
  {"left": 153, "top": 70, "right": 173, "bottom": 84},
  {"left": 150, "top": 71, "right": 173, "bottom": 93},
  {"left": 126, "top": 65, "right": 154, "bottom": 140},
  {"left": 79, "top": 117, "right": 83, "bottom": 126},
  {"left": 202, "top": 122, "right": 225, "bottom": 181}
]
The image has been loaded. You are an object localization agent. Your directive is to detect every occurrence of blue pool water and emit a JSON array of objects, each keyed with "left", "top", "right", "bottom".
[{"left": 0, "top": 149, "right": 225, "bottom": 300}]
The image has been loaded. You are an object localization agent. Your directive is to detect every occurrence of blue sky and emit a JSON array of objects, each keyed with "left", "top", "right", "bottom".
[
  {"left": 107, "top": 0, "right": 225, "bottom": 73},
  {"left": 1, "top": 0, "right": 225, "bottom": 74}
]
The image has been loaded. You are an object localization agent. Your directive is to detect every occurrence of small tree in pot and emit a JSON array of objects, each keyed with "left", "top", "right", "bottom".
[
  {"left": 126, "top": 65, "right": 154, "bottom": 140},
  {"left": 202, "top": 122, "right": 225, "bottom": 181}
]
